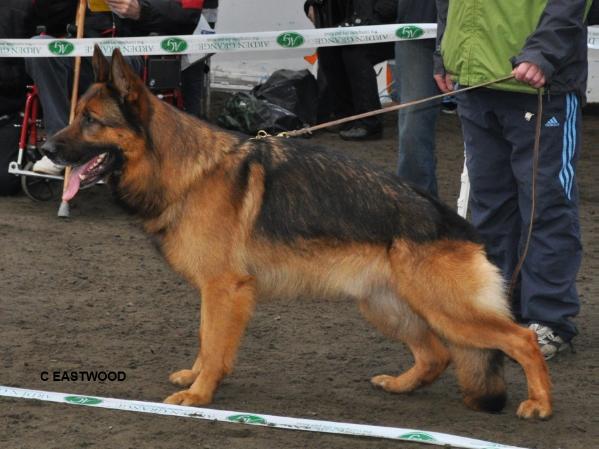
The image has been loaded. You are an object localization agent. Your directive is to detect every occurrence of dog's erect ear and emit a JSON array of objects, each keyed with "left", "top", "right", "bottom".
[
  {"left": 92, "top": 45, "right": 109, "bottom": 83},
  {"left": 109, "top": 48, "right": 143, "bottom": 103}
]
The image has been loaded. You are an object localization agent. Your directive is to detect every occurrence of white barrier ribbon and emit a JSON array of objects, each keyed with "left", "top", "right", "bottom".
[
  {"left": 0, "top": 385, "right": 529, "bottom": 449},
  {"left": 0, "top": 23, "right": 436, "bottom": 58},
  {"left": 2, "top": 24, "right": 598, "bottom": 57}
]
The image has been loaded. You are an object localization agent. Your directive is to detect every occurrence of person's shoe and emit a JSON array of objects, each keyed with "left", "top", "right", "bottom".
[
  {"left": 528, "top": 323, "right": 570, "bottom": 360},
  {"left": 32, "top": 156, "right": 65, "bottom": 176},
  {"left": 339, "top": 126, "right": 382, "bottom": 141}
]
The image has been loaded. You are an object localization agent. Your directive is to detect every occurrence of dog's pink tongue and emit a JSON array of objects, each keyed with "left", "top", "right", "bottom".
[{"left": 62, "top": 162, "right": 91, "bottom": 202}]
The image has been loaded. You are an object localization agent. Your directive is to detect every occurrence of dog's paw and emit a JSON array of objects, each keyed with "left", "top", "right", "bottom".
[
  {"left": 169, "top": 369, "right": 198, "bottom": 387},
  {"left": 516, "top": 399, "right": 552, "bottom": 420},
  {"left": 371, "top": 374, "right": 409, "bottom": 393},
  {"left": 371, "top": 374, "right": 394, "bottom": 390},
  {"left": 163, "top": 389, "right": 212, "bottom": 406},
  {"left": 371, "top": 374, "right": 414, "bottom": 393}
]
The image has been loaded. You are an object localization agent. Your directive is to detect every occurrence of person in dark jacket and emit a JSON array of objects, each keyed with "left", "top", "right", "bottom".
[
  {"left": 305, "top": 0, "right": 397, "bottom": 140},
  {"left": 0, "top": 0, "right": 35, "bottom": 195},
  {"left": 434, "top": 0, "right": 591, "bottom": 359},
  {"left": 395, "top": 0, "right": 440, "bottom": 196},
  {"left": 26, "top": 0, "right": 202, "bottom": 175}
]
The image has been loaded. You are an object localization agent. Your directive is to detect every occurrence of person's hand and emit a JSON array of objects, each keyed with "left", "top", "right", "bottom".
[
  {"left": 512, "top": 62, "right": 546, "bottom": 89},
  {"left": 307, "top": 5, "right": 316, "bottom": 24},
  {"left": 106, "top": 0, "right": 141, "bottom": 20},
  {"left": 434, "top": 73, "right": 454, "bottom": 93}
]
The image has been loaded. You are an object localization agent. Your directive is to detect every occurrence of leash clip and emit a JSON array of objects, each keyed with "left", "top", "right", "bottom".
[
  {"left": 252, "top": 130, "right": 293, "bottom": 140},
  {"left": 252, "top": 130, "right": 271, "bottom": 140}
]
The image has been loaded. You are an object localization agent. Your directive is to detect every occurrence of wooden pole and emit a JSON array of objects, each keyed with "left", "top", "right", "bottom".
[{"left": 58, "top": 0, "right": 87, "bottom": 218}]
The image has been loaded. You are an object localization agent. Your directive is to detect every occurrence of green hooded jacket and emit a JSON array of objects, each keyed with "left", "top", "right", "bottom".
[{"left": 435, "top": 0, "right": 592, "bottom": 96}]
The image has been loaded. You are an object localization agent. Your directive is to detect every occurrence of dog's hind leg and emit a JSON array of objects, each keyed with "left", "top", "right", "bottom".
[
  {"left": 389, "top": 239, "right": 551, "bottom": 419},
  {"left": 164, "top": 272, "right": 256, "bottom": 406},
  {"left": 359, "top": 291, "right": 451, "bottom": 393}
]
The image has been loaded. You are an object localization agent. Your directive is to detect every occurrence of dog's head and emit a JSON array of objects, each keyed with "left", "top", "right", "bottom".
[{"left": 43, "top": 46, "right": 154, "bottom": 201}]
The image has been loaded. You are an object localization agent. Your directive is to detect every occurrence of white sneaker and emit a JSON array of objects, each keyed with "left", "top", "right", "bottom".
[
  {"left": 529, "top": 323, "right": 570, "bottom": 360},
  {"left": 32, "top": 156, "right": 65, "bottom": 176}
]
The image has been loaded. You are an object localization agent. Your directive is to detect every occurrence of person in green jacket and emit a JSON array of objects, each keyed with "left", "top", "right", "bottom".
[{"left": 433, "top": 0, "right": 591, "bottom": 360}]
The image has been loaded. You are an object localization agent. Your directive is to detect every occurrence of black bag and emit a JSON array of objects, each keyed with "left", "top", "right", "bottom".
[
  {"left": 252, "top": 69, "right": 319, "bottom": 125},
  {"left": 217, "top": 92, "right": 304, "bottom": 136},
  {"left": 0, "top": 113, "right": 21, "bottom": 196}
]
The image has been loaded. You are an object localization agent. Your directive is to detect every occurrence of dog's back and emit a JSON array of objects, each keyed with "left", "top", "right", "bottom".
[{"left": 237, "top": 138, "right": 480, "bottom": 246}]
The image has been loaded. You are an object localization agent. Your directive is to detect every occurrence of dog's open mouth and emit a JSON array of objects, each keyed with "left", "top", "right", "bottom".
[{"left": 63, "top": 153, "right": 114, "bottom": 201}]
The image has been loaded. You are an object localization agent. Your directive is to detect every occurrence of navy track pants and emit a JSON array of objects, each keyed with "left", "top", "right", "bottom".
[{"left": 457, "top": 88, "right": 582, "bottom": 341}]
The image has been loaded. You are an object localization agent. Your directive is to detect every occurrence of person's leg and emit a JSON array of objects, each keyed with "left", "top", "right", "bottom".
[
  {"left": 24, "top": 55, "right": 74, "bottom": 136},
  {"left": 502, "top": 92, "right": 581, "bottom": 346},
  {"left": 395, "top": 40, "right": 440, "bottom": 196},
  {"left": 181, "top": 60, "right": 207, "bottom": 117},
  {"left": 339, "top": 42, "right": 394, "bottom": 138},
  {"left": 457, "top": 90, "right": 522, "bottom": 318},
  {"left": 316, "top": 46, "right": 353, "bottom": 123}
]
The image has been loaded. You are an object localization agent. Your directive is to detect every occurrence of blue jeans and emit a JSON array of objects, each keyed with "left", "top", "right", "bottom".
[{"left": 395, "top": 40, "right": 440, "bottom": 196}]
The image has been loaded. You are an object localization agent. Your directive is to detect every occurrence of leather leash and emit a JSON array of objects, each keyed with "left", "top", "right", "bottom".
[{"left": 509, "top": 89, "right": 543, "bottom": 300}]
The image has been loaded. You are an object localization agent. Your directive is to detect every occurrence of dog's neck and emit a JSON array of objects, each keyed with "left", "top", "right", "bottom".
[{"left": 119, "top": 98, "right": 243, "bottom": 230}]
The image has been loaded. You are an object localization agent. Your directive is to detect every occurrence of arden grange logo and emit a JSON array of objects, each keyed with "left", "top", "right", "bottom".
[
  {"left": 227, "top": 414, "right": 267, "bottom": 424},
  {"left": 277, "top": 32, "right": 305, "bottom": 48},
  {"left": 399, "top": 432, "right": 437, "bottom": 442},
  {"left": 48, "top": 41, "right": 74, "bottom": 56},
  {"left": 64, "top": 395, "right": 103, "bottom": 405},
  {"left": 161, "top": 37, "right": 188, "bottom": 53},
  {"left": 396, "top": 25, "right": 424, "bottom": 40}
]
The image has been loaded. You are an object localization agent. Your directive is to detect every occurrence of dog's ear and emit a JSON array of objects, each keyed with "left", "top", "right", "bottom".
[
  {"left": 92, "top": 45, "right": 109, "bottom": 82},
  {"left": 109, "top": 48, "right": 143, "bottom": 103}
]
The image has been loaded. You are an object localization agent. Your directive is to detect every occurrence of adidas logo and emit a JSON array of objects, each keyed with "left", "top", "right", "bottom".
[{"left": 545, "top": 117, "right": 560, "bottom": 127}]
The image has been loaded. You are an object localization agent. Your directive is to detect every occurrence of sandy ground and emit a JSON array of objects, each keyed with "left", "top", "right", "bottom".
[{"left": 0, "top": 108, "right": 597, "bottom": 449}]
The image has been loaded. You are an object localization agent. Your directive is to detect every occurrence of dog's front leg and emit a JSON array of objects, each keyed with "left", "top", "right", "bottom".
[{"left": 164, "top": 273, "right": 256, "bottom": 406}]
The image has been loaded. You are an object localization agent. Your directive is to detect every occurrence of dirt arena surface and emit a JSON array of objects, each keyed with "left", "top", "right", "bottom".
[{"left": 0, "top": 109, "right": 597, "bottom": 449}]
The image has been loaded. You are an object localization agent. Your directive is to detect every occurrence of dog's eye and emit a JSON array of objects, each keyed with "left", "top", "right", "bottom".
[{"left": 83, "top": 113, "right": 96, "bottom": 125}]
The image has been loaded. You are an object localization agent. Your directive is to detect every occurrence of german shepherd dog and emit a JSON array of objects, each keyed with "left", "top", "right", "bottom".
[{"left": 43, "top": 47, "right": 552, "bottom": 419}]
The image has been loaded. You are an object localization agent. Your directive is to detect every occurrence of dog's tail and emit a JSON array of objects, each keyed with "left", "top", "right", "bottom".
[
  {"left": 389, "top": 239, "right": 510, "bottom": 413},
  {"left": 450, "top": 346, "right": 507, "bottom": 413}
]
